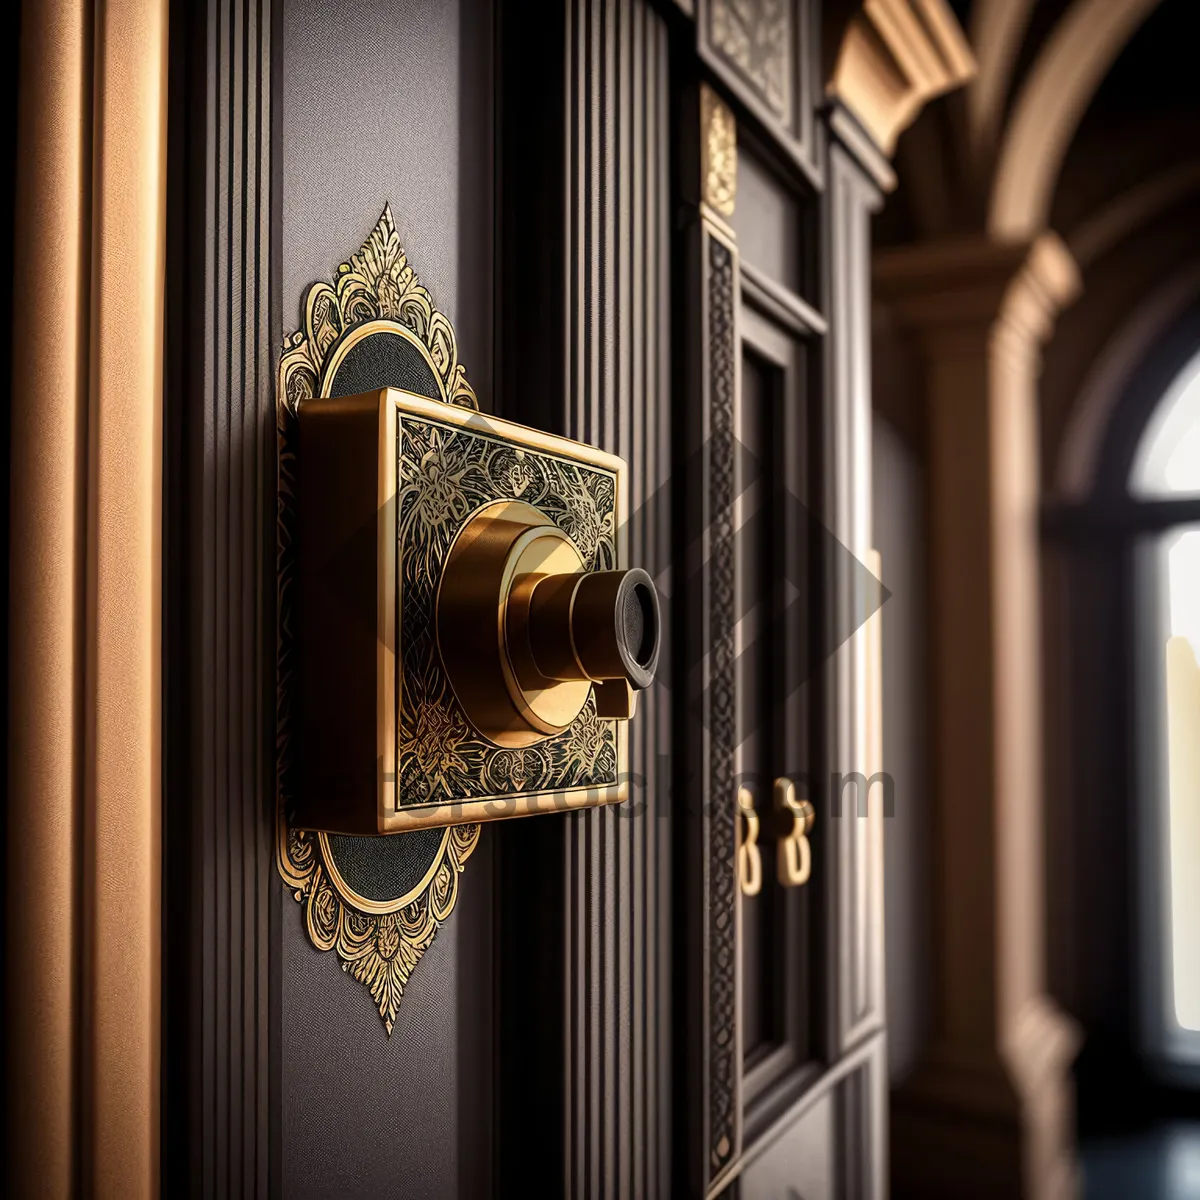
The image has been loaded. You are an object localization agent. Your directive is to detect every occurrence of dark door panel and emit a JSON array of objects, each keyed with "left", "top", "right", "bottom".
[
  {"left": 163, "top": 3, "right": 885, "bottom": 1196},
  {"left": 278, "top": 2, "right": 495, "bottom": 1194}
]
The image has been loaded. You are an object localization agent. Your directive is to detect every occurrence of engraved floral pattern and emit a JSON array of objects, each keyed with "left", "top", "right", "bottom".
[
  {"left": 276, "top": 207, "right": 623, "bottom": 1036},
  {"left": 276, "top": 208, "right": 482, "bottom": 1035},
  {"left": 395, "top": 412, "right": 621, "bottom": 806},
  {"left": 710, "top": 0, "right": 791, "bottom": 118},
  {"left": 278, "top": 203, "right": 478, "bottom": 416}
]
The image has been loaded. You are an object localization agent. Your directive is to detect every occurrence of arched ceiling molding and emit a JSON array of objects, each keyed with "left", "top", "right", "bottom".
[
  {"left": 1055, "top": 261, "right": 1200, "bottom": 500},
  {"left": 828, "top": 0, "right": 975, "bottom": 157},
  {"left": 966, "top": 0, "right": 1037, "bottom": 157},
  {"left": 1068, "top": 161, "right": 1200, "bottom": 271},
  {"left": 988, "top": 0, "right": 1161, "bottom": 240}
]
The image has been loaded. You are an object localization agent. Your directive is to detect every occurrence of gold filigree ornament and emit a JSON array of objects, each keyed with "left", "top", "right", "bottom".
[
  {"left": 276, "top": 205, "right": 481, "bottom": 1034},
  {"left": 700, "top": 83, "right": 737, "bottom": 219}
]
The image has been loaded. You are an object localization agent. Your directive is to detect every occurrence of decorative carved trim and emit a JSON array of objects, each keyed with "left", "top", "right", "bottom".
[
  {"left": 705, "top": 228, "right": 741, "bottom": 1188},
  {"left": 701, "top": 83, "right": 738, "bottom": 218},
  {"left": 276, "top": 824, "right": 480, "bottom": 1034},
  {"left": 710, "top": 0, "right": 792, "bottom": 119},
  {"left": 275, "top": 205, "right": 481, "bottom": 1034},
  {"left": 828, "top": 0, "right": 975, "bottom": 156},
  {"left": 278, "top": 204, "right": 478, "bottom": 414},
  {"left": 699, "top": 0, "right": 821, "bottom": 182}
]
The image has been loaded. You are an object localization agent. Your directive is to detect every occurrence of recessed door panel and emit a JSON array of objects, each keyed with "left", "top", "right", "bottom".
[{"left": 738, "top": 302, "right": 819, "bottom": 1133}]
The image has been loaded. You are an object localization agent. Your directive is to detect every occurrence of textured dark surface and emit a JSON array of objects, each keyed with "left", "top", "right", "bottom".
[
  {"left": 280, "top": 0, "right": 494, "bottom": 1196},
  {"left": 327, "top": 333, "right": 442, "bottom": 401},
  {"left": 325, "top": 830, "right": 448, "bottom": 902},
  {"left": 621, "top": 583, "right": 647, "bottom": 663},
  {"left": 706, "top": 231, "right": 740, "bottom": 1181}
]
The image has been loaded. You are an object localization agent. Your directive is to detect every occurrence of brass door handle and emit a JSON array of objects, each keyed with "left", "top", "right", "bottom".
[
  {"left": 292, "top": 383, "right": 657, "bottom": 835},
  {"left": 774, "top": 777, "right": 815, "bottom": 887},
  {"left": 737, "top": 786, "right": 762, "bottom": 896},
  {"left": 438, "top": 500, "right": 660, "bottom": 746}
]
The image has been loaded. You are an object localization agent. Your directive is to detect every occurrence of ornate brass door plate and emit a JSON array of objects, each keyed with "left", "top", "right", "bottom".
[
  {"left": 293, "top": 387, "right": 632, "bottom": 835},
  {"left": 275, "top": 206, "right": 655, "bottom": 1032}
]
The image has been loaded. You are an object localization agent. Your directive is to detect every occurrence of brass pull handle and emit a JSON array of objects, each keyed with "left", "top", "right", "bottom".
[
  {"left": 775, "top": 777, "right": 815, "bottom": 887},
  {"left": 736, "top": 786, "right": 762, "bottom": 896}
]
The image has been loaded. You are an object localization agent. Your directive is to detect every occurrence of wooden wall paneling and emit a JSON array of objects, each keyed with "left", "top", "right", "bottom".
[
  {"left": 737, "top": 1089, "right": 835, "bottom": 1199},
  {"left": 836, "top": 1030, "right": 888, "bottom": 1200},
  {"left": 696, "top": 0, "right": 822, "bottom": 185},
  {"left": 737, "top": 296, "right": 823, "bottom": 1139},
  {"left": 495, "top": 1, "right": 672, "bottom": 1195},
  {"left": 825, "top": 137, "right": 885, "bottom": 1059},
  {"left": 163, "top": 0, "right": 278, "bottom": 1192},
  {"left": 563, "top": 4, "right": 673, "bottom": 1193},
  {"left": 733, "top": 1030, "right": 889, "bottom": 1198}
]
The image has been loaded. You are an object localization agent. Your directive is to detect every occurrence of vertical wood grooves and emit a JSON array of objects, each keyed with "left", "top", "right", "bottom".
[
  {"left": 562, "top": 2, "right": 670, "bottom": 1196},
  {"left": 165, "top": 0, "right": 273, "bottom": 1193}
]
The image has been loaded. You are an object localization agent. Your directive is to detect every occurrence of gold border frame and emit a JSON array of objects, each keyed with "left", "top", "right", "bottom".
[
  {"left": 375, "top": 390, "right": 629, "bottom": 833},
  {"left": 275, "top": 206, "right": 633, "bottom": 1032},
  {"left": 315, "top": 826, "right": 452, "bottom": 915},
  {"left": 319, "top": 318, "right": 450, "bottom": 402}
]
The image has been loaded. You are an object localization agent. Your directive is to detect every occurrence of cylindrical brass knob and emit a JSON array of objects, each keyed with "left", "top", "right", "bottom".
[
  {"left": 437, "top": 500, "right": 660, "bottom": 747},
  {"left": 519, "top": 567, "right": 659, "bottom": 689}
]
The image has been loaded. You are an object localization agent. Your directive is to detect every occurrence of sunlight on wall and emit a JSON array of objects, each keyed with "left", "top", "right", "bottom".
[{"left": 1165, "top": 532, "right": 1200, "bottom": 1030}]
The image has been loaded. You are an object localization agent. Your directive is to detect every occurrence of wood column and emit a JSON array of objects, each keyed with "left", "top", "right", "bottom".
[
  {"left": 875, "top": 234, "right": 1082, "bottom": 1200},
  {"left": 8, "top": 0, "right": 91, "bottom": 1191},
  {"left": 8, "top": 0, "right": 168, "bottom": 1195}
]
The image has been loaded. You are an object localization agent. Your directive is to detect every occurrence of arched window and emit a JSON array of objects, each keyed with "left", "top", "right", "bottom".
[
  {"left": 1132, "top": 349, "right": 1200, "bottom": 1064},
  {"left": 1132, "top": 347, "right": 1200, "bottom": 497}
]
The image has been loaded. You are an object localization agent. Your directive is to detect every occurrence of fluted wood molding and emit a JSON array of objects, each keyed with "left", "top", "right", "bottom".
[
  {"left": 561, "top": 4, "right": 672, "bottom": 1193},
  {"left": 162, "top": 0, "right": 276, "bottom": 1194},
  {"left": 495, "top": 2, "right": 672, "bottom": 1194}
]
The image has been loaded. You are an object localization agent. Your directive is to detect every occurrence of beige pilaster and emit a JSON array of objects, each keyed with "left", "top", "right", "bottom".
[
  {"left": 85, "top": 1, "right": 168, "bottom": 1195},
  {"left": 875, "top": 234, "right": 1082, "bottom": 1200},
  {"left": 8, "top": 0, "right": 90, "bottom": 1192},
  {"left": 8, "top": 0, "right": 167, "bottom": 1195}
]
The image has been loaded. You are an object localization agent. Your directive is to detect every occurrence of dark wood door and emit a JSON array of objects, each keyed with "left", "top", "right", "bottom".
[
  {"left": 166, "top": 0, "right": 497, "bottom": 1194},
  {"left": 163, "top": 1, "right": 887, "bottom": 1196}
]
